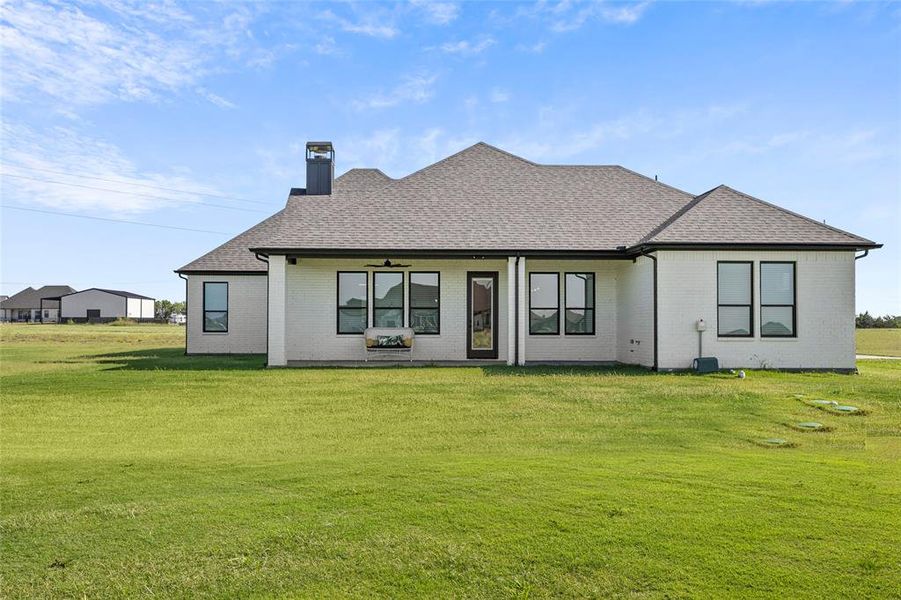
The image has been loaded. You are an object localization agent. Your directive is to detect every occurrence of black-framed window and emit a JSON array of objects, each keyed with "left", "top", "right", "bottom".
[
  {"left": 717, "top": 262, "right": 752, "bottom": 337},
  {"left": 565, "top": 273, "right": 595, "bottom": 335},
  {"left": 409, "top": 272, "right": 439, "bottom": 334},
  {"left": 529, "top": 272, "right": 559, "bottom": 335},
  {"left": 374, "top": 272, "right": 404, "bottom": 328},
  {"left": 760, "top": 262, "right": 796, "bottom": 337},
  {"left": 337, "top": 272, "right": 367, "bottom": 334},
  {"left": 203, "top": 282, "right": 228, "bottom": 332}
]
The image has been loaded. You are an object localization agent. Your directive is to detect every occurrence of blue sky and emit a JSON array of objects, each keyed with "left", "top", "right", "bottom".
[{"left": 1, "top": 0, "right": 899, "bottom": 313}]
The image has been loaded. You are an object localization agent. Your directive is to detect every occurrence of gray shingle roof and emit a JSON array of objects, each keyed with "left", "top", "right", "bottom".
[
  {"left": 641, "top": 185, "right": 876, "bottom": 246},
  {"left": 63, "top": 288, "right": 155, "bottom": 300},
  {"left": 177, "top": 142, "right": 878, "bottom": 273},
  {"left": 0, "top": 285, "right": 76, "bottom": 309}
]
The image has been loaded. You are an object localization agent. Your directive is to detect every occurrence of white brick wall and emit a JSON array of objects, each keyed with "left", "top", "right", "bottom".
[
  {"left": 524, "top": 260, "right": 620, "bottom": 361},
  {"left": 656, "top": 250, "right": 856, "bottom": 370},
  {"left": 284, "top": 258, "right": 510, "bottom": 361},
  {"left": 186, "top": 274, "right": 267, "bottom": 354},
  {"left": 615, "top": 256, "right": 654, "bottom": 367},
  {"left": 184, "top": 251, "right": 857, "bottom": 370}
]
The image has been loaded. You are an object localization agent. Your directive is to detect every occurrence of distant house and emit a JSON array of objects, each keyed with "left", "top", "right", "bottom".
[
  {"left": 0, "top": 286, "right": 76, "bottom": 322},
  {"left": 59, "top": 289, "right": 155, "bottom": 322},
  {"left": 176, "top": 141, "right": 880, "bottom": 371},
  {"left": 169, "top": 313, "right": 186, "bottom": 325}
]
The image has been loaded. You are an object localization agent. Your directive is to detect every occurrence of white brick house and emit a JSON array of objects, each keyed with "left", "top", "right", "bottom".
[{"left": 176, "top": 142, "right": 879, "bottom": 371}]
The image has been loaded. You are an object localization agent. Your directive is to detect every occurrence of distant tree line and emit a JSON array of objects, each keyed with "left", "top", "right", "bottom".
[
  {"left": 856, "top": 312, "right": 901, "bottom": 328},
  {"left": 155, "top": 300, "right": 186, "bottom": 321}
]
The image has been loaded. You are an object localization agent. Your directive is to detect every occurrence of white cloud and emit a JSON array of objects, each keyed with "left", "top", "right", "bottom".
[
  {"left": 411, "top": 0, "right": 460, "bottom": 25},
  {"left": 353, "top": 73, "right": 438, "bottom": 110},
  {"left": 516, "top": 41, "right": 547, "bottom": 53},
  {"left": 519, "top": 1, "right": 652, "bottom": 32},
  {"left": 314, "top": 36, "right": 339, "bottom": 56},
  {"left": 502, "top": 114, "right": 658, "bottom": 161},
  {"left": 339, "top": 129, "right": 403, "bottom": 171},
  {"left": 0, "top": 123, "right": 231, "bottom": 214},
  {"left": 498, "top": 103, "right": 745, "bottom": 161},
  {"left": 196, "top": 88, "right": 237, "bottom": 109},
  {"left": 337, "top": 128, "right": 478, "bottom": 176},
  {"left": 0, "top": 0, "right": 274, "bottom": 109},
  {"left": 319, "top": 9, "right": 399, "bottom": 39},
  {"left": 598, "top": 2, "right": 651, "bottom": 24},
  {"left": 716, "top": 128, "right": 892, "bottom": 164},
  {"left": 439, "top": 36, "right": 497, "bottom": 56},
  {"left": 489, "top": 88, "right": 511, "bottom": 103}
]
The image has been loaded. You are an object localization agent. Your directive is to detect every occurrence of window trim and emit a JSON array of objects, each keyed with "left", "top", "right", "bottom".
[
  {"left": 717, "top": 261, "right": 753, "bottom": 338},
  {"left": 760, "top": 261, "right": 797, "bottom": 338},
  {"left": 336, "top": 271, "right": 368, "bottom": 335},
  {"left": 408, "top": 271, "right": 440, "bottom": 335},
  {"left": 373, "top": 271, "right": 405, "bottom": 329},
  {"left": 529, "top": 272, "right": 560, "bottom": 335},
  {"left": 564, "top": 272, "right": 596, "bottom": 336},
  {"left": 202, "top": 281, "right": 228, "bottom": 334}
]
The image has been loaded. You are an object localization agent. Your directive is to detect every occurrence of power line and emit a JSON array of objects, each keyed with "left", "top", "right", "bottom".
[
  {"left": 0, "top": 173, "right": 269, "bottom": 213},
  {"left": 0, "top": 163, "right": 275, "bottom": 206},
  {"left": 1, "top": 205, "right": 230, "bottom": 235}
]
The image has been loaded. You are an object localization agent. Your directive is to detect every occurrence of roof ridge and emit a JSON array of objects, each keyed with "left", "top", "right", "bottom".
[
  {"left": 716, "top": 185, "right": 875, "bottom": 244},
  {"left": 610, "top": 165, "right": 695, "bottom": 200},
  {"left": 638, "top": 187, "right": 719, "bottom": 243},
  {"left": 397, "top": 141, "right": 537, "bottom": 182},
  {"left": 336, "top": 167, "right": 392, "bottom": 180}
]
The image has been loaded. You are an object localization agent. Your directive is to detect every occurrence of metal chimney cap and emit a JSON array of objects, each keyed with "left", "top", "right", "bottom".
[{"left": 306, "top": 141, "right": 333, "bottom": 154}]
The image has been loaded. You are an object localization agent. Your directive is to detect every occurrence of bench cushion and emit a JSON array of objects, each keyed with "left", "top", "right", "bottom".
[
  {"left": 376, "top": 334, "right": 405, "bottom": 348},
  {"left": 364, "top": 327, "right": 414, "bottom": 348}
]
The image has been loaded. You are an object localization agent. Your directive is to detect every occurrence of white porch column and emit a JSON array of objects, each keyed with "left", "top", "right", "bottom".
[
  {"left": 267, "top": 254, "right": 287, "bottom": 367},
  {"left": 516, "top": 256, "right": 527, "bottom": 365},
  {"left": 506, "top": 257, "right": 517, "bottom": 365}
]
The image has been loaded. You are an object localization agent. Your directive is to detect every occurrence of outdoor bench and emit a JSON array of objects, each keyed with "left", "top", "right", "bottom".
[{"left": 363, "top": 327, "right": 414, "bottom": 362}]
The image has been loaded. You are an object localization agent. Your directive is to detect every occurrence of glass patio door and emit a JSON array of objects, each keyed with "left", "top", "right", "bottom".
[{"left": 467, "top": 272, "right": 498, "bottom": 359}]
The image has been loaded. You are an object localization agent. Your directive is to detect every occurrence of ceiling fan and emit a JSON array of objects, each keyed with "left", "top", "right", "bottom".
[{"left": 364, "top": 259, "right": 411, "bottom": 268}]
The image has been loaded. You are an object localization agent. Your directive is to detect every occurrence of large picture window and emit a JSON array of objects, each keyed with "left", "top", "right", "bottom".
[
  {"left": 529, "top": 273, "right": 559, "bottom": 335},
  {"left": 717, "top": 262, "right": 752, "bottom": 337},
  {"left": 337, "top": 272, "right": 367, "bottom": 334},
  {"left": 203, "top": 282, "right": 228, "bottom": 332},
  {"left": 760, "top": 262, "right": 796, "bottom": 337},
  {"left": 565, "top": 273, "right": 595, "bottom": 335},
  {"left": 374, "top": 272, "right": 404, "bottom": 328},
  {"left": 409, "top": 272, "right": 439, "bottom": 334}
]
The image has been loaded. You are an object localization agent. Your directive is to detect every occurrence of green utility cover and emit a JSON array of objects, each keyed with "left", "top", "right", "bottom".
[{"left": 693, "top": 357, "right": 719, "bottom": 374}]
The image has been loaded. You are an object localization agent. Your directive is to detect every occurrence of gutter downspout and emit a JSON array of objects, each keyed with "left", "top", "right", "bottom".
[
  {"left": 854, "top": 250, "right": 869, "bottom": 261},
  {"left": 177, "top": 273, "right": 188, "bottom": 355},
  {"left": 638, "top": 249, "right": 658, "bottom": 371}
]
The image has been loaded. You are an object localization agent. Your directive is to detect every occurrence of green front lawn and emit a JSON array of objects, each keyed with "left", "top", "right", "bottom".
[
  {"left": 857, "top": 328, "right": 901, "bottom": 356},
  {"left": 2, "top": 324, "right": 899, "bottom": 598}
]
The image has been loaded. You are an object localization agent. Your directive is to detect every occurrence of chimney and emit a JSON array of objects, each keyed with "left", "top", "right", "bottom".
[{"left": 306, "top": 141, "right": 334, "bottom": 195}]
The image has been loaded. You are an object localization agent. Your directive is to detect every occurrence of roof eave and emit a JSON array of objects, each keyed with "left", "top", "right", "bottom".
[
  {"left": 174, "top": 269, "right": 268, "bottom": 275},
  {"left": 631, "top": 241, "right": 882, "bottom": 252},
  {"left": 247, "top": 247, "right": 636, "bottom": 259}
]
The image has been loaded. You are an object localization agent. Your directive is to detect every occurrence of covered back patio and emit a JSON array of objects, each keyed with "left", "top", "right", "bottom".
[{"left": 263, "top": 254, "right": 655, "bottom": 368}]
